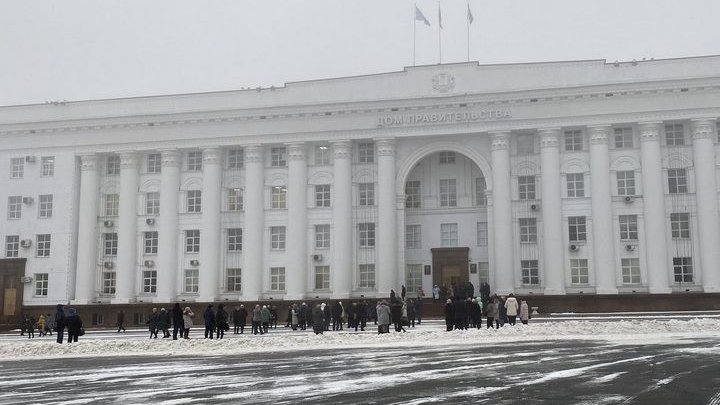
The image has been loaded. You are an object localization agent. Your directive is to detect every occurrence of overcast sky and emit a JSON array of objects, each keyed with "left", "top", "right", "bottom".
[{"left": 1, "top": 0, "right": 719, "bottom": 106}]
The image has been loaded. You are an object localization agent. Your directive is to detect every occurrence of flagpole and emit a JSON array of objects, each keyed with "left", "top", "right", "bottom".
[
  {"left": 413, "top": 3, "right": 417, "bottom": 66},
  {"left": 438, "top": 1, "right": 442, "bottom": 64},
  {"left": 467, "top": 0, "right": 470, "bottom": 62}
]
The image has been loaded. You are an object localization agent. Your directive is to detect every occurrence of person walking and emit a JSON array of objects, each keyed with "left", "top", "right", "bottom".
[
  {"left": 203, "top": 304, "right": 216, "bottom": 339},
  {"left": 519, "top": 300, "right": 530, "bottom": 325},
  {"left": 158, "top": 308, "right": 171, "bottom": 338},
  {"left": 312, "top": 304, "right": 325, "bottom": 335},
  {"left": 505, "top": 294, "right": 519, "bottom": 326},
  {"left": 38, "top": 313, "right": 47, "bottom": 337},
  {"left": 25, "top": 315, "right": 35, "bottom": 339},
  {"left": 116, "top": 310, "right": 126, "bottom": 333},
  {"left": 233, "top": 305, "right": 247, "bottom": 334},
  {"left": 215, "top": 304, "right": 228, "bottom": 339},
  {"left": 54, "top": 304, "right": 65, "bottom": 344},
  {"left": 171, "top": 303, "right": 184, "bottom": 340},
  {"left": 182, "top": 307, "right": 194, "bottom": 339},
  {"left": 260, "top": 305, "right": 271, "bottom": 333},
  {"left": 148, "top": 308, "right": 159, "bottom": 339},
  {"left": 252, "top": 304, "right": 263, "bottom": 335},
  {"left": 65, "top": 308, "right": 83, "bottom": 343}
]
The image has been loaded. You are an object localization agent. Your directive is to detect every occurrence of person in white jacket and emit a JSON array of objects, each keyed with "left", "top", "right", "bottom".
[{"left": 504, "top": 294, "right": 520, "bottom": 326}]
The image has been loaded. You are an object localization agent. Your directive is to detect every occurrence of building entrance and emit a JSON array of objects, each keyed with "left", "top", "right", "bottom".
[
  {"left": 0, "top": 259, "right": 26, "bottom": 330},
  {"left": 431, "top": 247, "right": 469, "bottom": 296}
]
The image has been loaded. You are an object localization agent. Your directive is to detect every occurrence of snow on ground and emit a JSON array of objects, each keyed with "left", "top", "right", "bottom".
[{"left": 2, "top": 317, "right": 719, "bottom": 360}]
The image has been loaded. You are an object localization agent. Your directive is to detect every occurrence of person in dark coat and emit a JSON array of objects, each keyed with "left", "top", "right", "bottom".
[
  {"left": 444, "top": 299, "right": 454, "bottom": 331},
  {"left": 401, "top": 285, "right": 407, "bottom": 301},
  {"left": 321, "top": 303, "right": 331, "bottom": 331},
  {"left": 453, "top": 298, "right": 467, "bottom": 330},
  {"left": 469, "top": 298, "right": 482, "bottom": 329},
  {"left": 414, "top": 298, "right": 422, "bottom": 325},
  {"left": 407, "top": 299, "right": 416, "bottom": 327},
  {"left": 356, "top": 301, "right": 367, "bottom": 331},
  {"left": 311, "top": 304, "right": 325, "bottom": 335},
  {"left": 390, "top": 300, "right": 405, "bottom": 332},
  {"left": 331, "top": 301, "right": 344, "bottom": 331},
  {"left": 465, "top": 281, "right": 475, "bottom": 299},
  {"left": 203, "top": 304, "right": 216, "bottom": 339},
  {"left": 54, "top": 304, "right": 65, "bottom": 344},
  {"left": 65, "top": 307, "right": 83, "bottom": 343},
  {"left": 390, "top": 289, "right": 397, "bottom": 302},
  {"left": 233, "top": 305, "right": 248, "bottom": 334},
  {"left": 171, "top": 303, "right": 184, "bottom": 340},
  {"left": 158, "top": 308, "right": 171, "bottom": 338},
  {"left": 116, "top": 310, "right": 126, "bottom": 333},
  {"left": 298, "top": 303, "right": 308, "bottom": 330},
  {"left": 148, "top": 308, "right": 159, "bottom": 339},
  {"left": 215, "top": 304, "right": 228, "bottom": 339},
  {"left": 25, "top": 315, "right": 35, "bottom": 339},
  {"left": 269, "top": 305, "right": 278, "bottom": 329}
]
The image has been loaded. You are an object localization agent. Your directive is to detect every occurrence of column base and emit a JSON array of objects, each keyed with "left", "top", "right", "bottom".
[
  {"left": 110, "top": 298, "right": 134, "bottom": 305},
  {"left": 595, "top": 288, "right": 619, "bottom": 295},
  {"left": 648, "top": 287, "right": 672, "bottom": 294},
  {"left": 542, "top": 288, "right": 566, "bottom": 296}
]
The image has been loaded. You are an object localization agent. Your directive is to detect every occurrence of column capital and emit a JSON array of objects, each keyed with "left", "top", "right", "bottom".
[
  {"left": 160, "top": 149, "right": 181, "bottom": 168},
  {"left": 587, "top": 125, "right": 611, "bottom": 145},
  {"left": 119, "top": 152, "right": 139, "bottom": 169},
  {"left": 79, "top": 154, "right": 99, "bottom": 171},
  {"left": 332, "top": 140, "right": 352, "bottom": 159},
  {"left": 286, "top": 142, "right": 306, "bottom": 161},
  {"left": 638, "top": 121, "right": 662, "bottom": 142},
  {"left": 202, "top": 148, "right": 222, "bottom": 165},
  {"left": 538, "top": 128, "right": 561, "bottom": 148},
  {"left": 691, "top": 118, "right": 717, "bottom": 141},
  {"left": 375, "top": 138, "right": 396, "bottom": 156},
  {"left": 244, "top": 144, "right": 263, "bottom": 163},
  {"left": 490, "top": 132, "right": 510, "bottom": 150}
]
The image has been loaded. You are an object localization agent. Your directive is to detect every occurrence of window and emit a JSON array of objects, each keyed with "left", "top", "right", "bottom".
[
  {"left": 619, "top": 215, "right": 638, "bottom": 241},
  {"left": 315, "top": 184, "right": 331, "bottom": 207},
  {"left": 478, "top": 262, "right": 490, "bottom": 285},
  {"left": 359, "top": 223, "right": 375, "bottom": 247},
  {"left": 34, "top": 273, "right": 49, "bottom": 296},
  {"left": 144, "top": 231, "right": 158, "bottom": 255},
  {"left": 36, "top": 234, "right": 51, "bottom": 257},
  {"left": 105, "top": 194, "right": 119, "bottom": 216},
  {"left": 405, "top": 225, "right": 421, "bottom": 249},
  {"left": 439, "top": 151, "right": 456, "bottom": 164},
  {"left": 405, "top": 264, "right": 423, "bottom": 294},
  {"left": 673, "top": 257, "right": 693, "bottom": 283},
  {"left": 41, "top": 156, "right": 55, "bottom": 177},
  {"left": 5, "top": 235, "right": 19, "bottom": 257},
  {"left": 616, "top": 170, "right": 636, "bottom": 196},
  {"left": 270, "top": 226, "right": 286, "bottom": 250},
  {"left": 570, "top": 259, "right": 589, "bottom": 284},
  {"left": 184, "top": 269, "right": 199, "bottom": 293},
  {"left": 187, "top": 190, "right": 202, "bottom": 213},
  {"left": 7, "top": 196, "right": 21, "bottom": 219},
  {"left": 614, "top": 127, "right": 634, "bottom": 149},
  {"left": 10, "top": 157, "right": 25, "bottom": 179},
  {"left": 315, "top": 224, "right": 330, "bottom": 249},
  {"left": 270, "top": 147, "right": 287, "bottom": 167},
  {"left": 103, "top": 272, "right": 116, "bottom": 294},
  {"left": 665, "top": 124, "right": 685, "bottom": 146},
  {"left": 521, "top": 260, "right": 539, "bottom": 285},
  {"left": 185, "top": 230, "right": 200, "bottom": 253},
  {"left": 564, "top": 130, "right": 583, "bottom": 151},
  {"left": 270, "top": 267, "right": 286, "bottom": 291},
  {"left": 104, "top": 233, "right": 118, "bottom": 256},
  {"left": 477, "top": 222, "right": 488, "bottom": 246},
  {"left": 228, "top": 188, "right": 243, "bottom": 211},
  {"left": 143, "top": 270, "right": 157, "bottom": 293},
  {"left": 38, "top": 195, "right": 53, "bottom": 218},
  {"left": 671, "top": 213, "right": 690, "bottom": 238},
  {"left": 568, "top": 216, "right": 587, "bottom": 242},
  {"left": 668, "top": 168, "right": 688, "bottom": 194},
  {"left": 271, "top": 186, "right": 287, "bottom": 209},
  {"left": 106, "top": 155, "right": 120, "bottom": 175},
  {"left": 227, "top": 268, "right": 242, "bottom": 292},
  {"left": 519, "top": 218, "right": 537, "bottom": 243},
  {"left": 147, "top": 153, "right": 162, "bottom": 173},
  {"left": 440, "top": 223, "right": 458, "bottom": 247},
  {"left": 187, "top": 151, "right": 203, "bottom": 171},
  {"left": 475, "top": 176, "right": 487, "bottom": 206},
  {"left": 358, "top": 142, "right": 374, "bottom": 163},
  {"left": 517, "top": 134, "right": 535, "bottom": 155},
  {"left": 146, "top": 192, "right": 160, "bottom": 215},
  {"left": 405, "top": 181, "right": 421, "bottom": 208},
  {"left": 315, "top": 145, "right": 331, "bottom": 165},
  {"left": 621, "top": 258, "right": 641, "bottom": 284},
  {"left": 358, "top": 264, "right": 375, "bottom": 288},
  {"left": 518, "top": 176, "right": 536, "bottom": 200},
  {"left": 227, "top": 149, "right": 244, "bottom": 169},
  {"left": 439, "top": 179, "right": 457, "bottom": 207},
  {"left": 227, "top": 228, "right": 242, "bottom": 252},
  {"left": 358, "top": 183, "right": 374, "bottom": 206},
  {"left": 314, "top": 266, "right": 330, "bottom": 290},
  {"left": 566, "top": 173, "right": 585, "bottom": 197}
]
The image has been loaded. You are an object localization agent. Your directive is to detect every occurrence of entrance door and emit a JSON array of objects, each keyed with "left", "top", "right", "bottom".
[
  {"left": 431, "top": 247, "right": 470, "bottom": 295},
  {"left": 3, "top": 274, "right": 17, "bottom": 316},
  {"left": 440, "top": 265, "right": 463, "bottom": 289}
]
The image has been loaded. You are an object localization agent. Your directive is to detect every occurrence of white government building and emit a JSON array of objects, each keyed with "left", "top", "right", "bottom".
[{"left": 2, "top": 56, "right": 720, "bottom": 309}]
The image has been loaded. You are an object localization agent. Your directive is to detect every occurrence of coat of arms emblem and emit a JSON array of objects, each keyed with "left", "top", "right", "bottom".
[{"left": 432, "top": 72, "right": 455, "bottom": 93}]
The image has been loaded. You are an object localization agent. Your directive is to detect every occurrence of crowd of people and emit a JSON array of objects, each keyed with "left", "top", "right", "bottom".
[{"left": 19, "top": 304, "right": 85, "bottom": 344}]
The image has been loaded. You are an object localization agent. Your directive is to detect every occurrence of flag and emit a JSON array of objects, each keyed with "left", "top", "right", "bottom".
[
  {"left": 467, "top": 4, "right": 474, "bottom": 24},
  {"left": 438, "top": 5, "right": 443, "bottom": 29},
  {"left": 415, "top": 6, "right": 430, "bottom": 26}
]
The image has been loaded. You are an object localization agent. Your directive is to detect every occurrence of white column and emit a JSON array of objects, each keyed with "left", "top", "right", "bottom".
[
  {"left": 539, "top": 129, "right": 565, "bottom": 295},
  {"left": 490, "top": 132, "right": 514, "bottom": 294},
  {"left": 113, "top": 152, "right": 139, "bottom": 304},
  {"left": 73, "top": 154, "right": 100, "bottom": 304},
  {"left": 242, "top": 145, "right": 264, "bottom": 300},
  {"left": 376, "top": 138, "right": 397, "bottom": 296},
  {"left": 691, "top": 119, "right": 720, "bottom": 292},
  {"left": 639, "top": 122, "right": 671, "bottom": 293},
  {"left": 198, "top": 148, "right": 222, "bottom": 302},
  {"left": 156, "top": 149, "right": 181, "bottom": 303},
  {"left": 332, "top": 141, "right": 352, "bottom": 298},
  {"left": 589, "top": 126, "right": 618, "bottom": 294},
  {"left": 286, "top": 142, "right": 308, "bottom": 300}
]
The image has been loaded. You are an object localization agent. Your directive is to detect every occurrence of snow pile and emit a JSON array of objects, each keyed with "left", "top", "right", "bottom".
[{"left": 2, "top": 318, "right": 719, "bottom": 360}]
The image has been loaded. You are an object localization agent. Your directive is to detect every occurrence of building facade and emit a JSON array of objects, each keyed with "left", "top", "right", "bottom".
[{"left": 1, "top": 56, "right": 720, "bottom": 311}]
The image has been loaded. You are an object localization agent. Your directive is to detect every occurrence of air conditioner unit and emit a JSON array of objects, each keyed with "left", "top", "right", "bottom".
[
  {"left": 103, "top": 261, "right": 114, "bottom": 269},
  {"left": 22, "top": 197, "right": 34, "bottom": 205},
  {"left": 20, "top": 276, "right": 33, "bottom": 283},
  {"left": 312, "top": 254, "right": 323, "bottom": 262},
  {"left": 190, "top": 259, "right": 199, "bottom": 266},
  {"left": 20, "top": 239, "right": 32, "bottom": 248},
  {"left": 530, "top": 204, "right": 539, "bottom": 211},
  {"left": 625, "top": 244, "right": 636, "bottom": 251},
  {"left": 569, "top": 244, "right": 579, "bottom": 252},
  {"left": 25, "top": 155, "right": 36, "bottom": 163},
  {"left": 144, "top": 260, "right": 155, "bottom": 267},
  {"left": 623, "top": 196, "right": 635, "bottom": 204},
  {"left": 146, "top": 218, "right": 156, "bottom": 225},
  {"left": 103, "top": 220, "right": 114, "bottom": 228}
]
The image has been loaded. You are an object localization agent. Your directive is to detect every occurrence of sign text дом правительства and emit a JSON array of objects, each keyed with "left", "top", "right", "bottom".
[{"left": 377, "top": 109, "right": 512, "bottom": 127}]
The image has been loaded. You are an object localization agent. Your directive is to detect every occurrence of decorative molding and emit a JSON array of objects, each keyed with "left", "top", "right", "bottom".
[
  {"left": 331, "top": 141, "right": 352, "bottom": 160},
  {"left": 160, "top": 149, "right": 181, "bottom": 168},
  {"left": 588, "top": 125, "right": 610, "bottom": 145},
  {"left": 375, "top": 138, "right": 395, "bottom": 157},
  {"left": 490, "top": 132, "right": 510, "bottom": 151},
  {"left": 80, "top": 154, "right": 99, "bottom": 171},
  {"left": 286, "top": 142, "right": 306, "bottom": 161},
  {"left": 202, "top": 148, "right": 222, "bottom": 165},
  {"left": 690, "top": 119, "right": 716, "bottom": 140},
  {"left": 244, "top": 145, "right": 263, "bottom": 163},
  {"left": 119, "top": 152, "right": 138, "bottom": 170},
  {"left": 639, "top": 121, "right": 661, "bottom": 143},
  {"left": 538, "top": 128, "right": 561, "bottom": 149}
]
